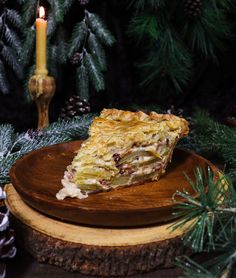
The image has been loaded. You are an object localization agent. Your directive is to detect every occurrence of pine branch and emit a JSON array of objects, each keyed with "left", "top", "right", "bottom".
[
  {"left": 0, "top": 115, "right": 94, "bottom": 184},
  {"left": 128, "top": 0, "right": 166, "bottom": 10},
  {"left": 0, "top": 124, "right": 15, "bottom": 159},
  {"left": 0, "top": 60, "right": 9, "bottom": 94},
  {"left": 6, "top": 9, "right": 22, "bottom": 29},
  {"left": 183, "top": 2, "right": 231, "bottom": 59},
  {"left": 63, "top": 0, "right": 76, "bottom": 13},
  {"left": 48, "top": 0, "right": 64, "bottom": 23},
  {"left": 139, "top": 29, "right": 192, "bottom": 93},
  {"left": 45, "top": 114, "right": 94, "bottom": 139},
  {"left": 86, "top": 10, "right": 115, "bottom": 46},
  {"left": 76, "top": 62, "right": 89, "bottom": 100},
  {"left": 176, "top": 256, "right": 215, "bottom": 278},
  {"left": 1, "top": 45, "right": 24, "bottom": 79},
  {"left": 84, "top": 50, "right": 105, "bottom": 91},
  {"left": 47, "top": 43, "right": 58, "bottom": 77},
  {"left": 176, "top": 226, "right": 236, "bottom": 278},
  {"left": 68, "top": 20, "right": 87, "bottom": 58},
  {"left": 209, "top": 0, "right": 233, "bottom": 12},
  {"left": 171, "top": 167, "right": 236, "bottom": 252},
  {"left": 88, "top": 32, "right": 106, "bottom": 71},
  {"left": 56, "top": 40, "right": 68, "bottom": 64},
  {"left": 0, "top": 14, "right": 3, "bottom": 30},
  {"left": 127, "top": 13, "right": 161, "bottom": 43},
  {"left": 22, "top": 0, "right": 38, "bottom": 25},
  {"left": 179, "top": 111, "right": 236, "bottom": 178},
  {"left": 21, "top": 26, "right": 35, "bottom": 65},
  {"left": 47, "top": 11, "right": 57, "bottom": 36},
  {"left": 4, "top": 23, "right": 22, "bottom": 55}
]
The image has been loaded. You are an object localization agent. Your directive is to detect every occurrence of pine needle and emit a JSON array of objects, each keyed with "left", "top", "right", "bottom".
[
  {"left": 128, "top": 0, "right": 165, "bottom": 10},
  {"left": 86, "top": 11, "right": 115, "bottom": 46},
  {"left": 0, "top": 60, "right": 9, "bottom": 94},
  {"left": 127, "top": 13, "right": 161, "bottom": 43},
  {"left": 84, "top": 50, "right": 105, "bottom": 91},
  {"left": 68, "top": 20, "right": 87, "bottom": 58},
  {"left": 171, "top": 167, "right": 236, "bottom": 252},
  {"left": 6, "top": 9, "right": 22, "bottom": 28},
  {"left": 1, "top": 45, "right": 23, "bottom": 79},
  {"left": 179, "top": 110, "right": 236, "bottom": 179},
  {"left": 76, "top": 62, "right": 89, "bottom": 100},
  {"left": 0, "top": 115, "right": 94, "bottom": 184},
  {"left": 88, "top": 32, "right": 107, "bottom": 71}
]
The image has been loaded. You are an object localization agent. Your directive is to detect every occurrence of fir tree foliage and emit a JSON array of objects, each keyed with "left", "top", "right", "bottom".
[
  {"left": 127, "top": 13, "right": 161, "bottom": 43},
  {"left": 128, "top": 0, "right": 233, "bottom": 96},
  {"left": 172, "top": 168, "right": 236, "bottom": 278},
  {"left": 68, "top": 9, "right": 115, "bottom": 100},
  {"left": 128, "top": 0, "right": 166, "bottom": 10},
  {"left": 0, "top": 0, "right": 24, "bottom": 94},
  {"left": 0, "top": 114, "right": 94, "bottom": 184},
  {"left": 139, "top": 30, "right": 192, "bottom": 93},
  {"left": 182, "top": 1, "right": 232, "bottom": 59},
  {"left": 179, "top": 111, "right": 236, "bottom": 179},
  {"left": 172, "top": 168, "right": 233, "bottom": 252}
]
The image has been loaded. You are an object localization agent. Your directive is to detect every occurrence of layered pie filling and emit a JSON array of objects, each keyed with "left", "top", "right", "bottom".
[{"left": 56, "top": 109, "right": 189, "bottom": 200}]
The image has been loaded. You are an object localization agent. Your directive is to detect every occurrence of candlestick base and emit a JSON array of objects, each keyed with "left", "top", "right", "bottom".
[{"left": 28, "top": 74, "right": 56, "bottom": 129}]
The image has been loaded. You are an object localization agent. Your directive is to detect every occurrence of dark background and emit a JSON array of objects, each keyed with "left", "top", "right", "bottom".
[{"left": 0, "top": 0, "right": 236, "bottom": 131}]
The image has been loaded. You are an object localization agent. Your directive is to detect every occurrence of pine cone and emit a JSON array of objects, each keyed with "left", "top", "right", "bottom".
[
  {"left": 70, "top": 52, "right": 83, "bottom": 66},
  {"left": 60, "top": 95, "right": 91, "bottom": 119},
  {"left": 183, "top": 0, "right": 202, "bottom": 19}
]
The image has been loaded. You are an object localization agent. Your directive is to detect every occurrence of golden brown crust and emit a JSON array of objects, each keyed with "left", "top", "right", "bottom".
[
  {"left": 100, "top": 108, "right": 189, "bottom": 137},
  {"left": 100, "top": 108, "right": 149, "bottom": 122}
]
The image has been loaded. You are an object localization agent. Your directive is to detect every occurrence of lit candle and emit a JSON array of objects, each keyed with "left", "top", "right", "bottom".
[{"left": 35, "top": 6, "right": 48, "bottom": 76}]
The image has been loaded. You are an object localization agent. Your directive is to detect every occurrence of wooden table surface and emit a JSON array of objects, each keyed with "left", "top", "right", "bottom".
[{"left": 6, "top": 249, "right": 183, "bottom": 278}]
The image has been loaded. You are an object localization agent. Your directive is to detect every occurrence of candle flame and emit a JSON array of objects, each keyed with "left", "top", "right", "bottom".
[{"left": 39, "top": 6, "right": 45, "bottom": 19}]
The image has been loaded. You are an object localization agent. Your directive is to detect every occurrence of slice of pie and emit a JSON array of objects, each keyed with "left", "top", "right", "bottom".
[{"left": 56, "top": 109, "right": 189, "bottom": 200}]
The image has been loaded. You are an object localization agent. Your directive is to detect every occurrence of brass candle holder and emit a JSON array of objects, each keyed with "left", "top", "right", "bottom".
[{"left": 28, "top": 72, "right": 56, "bottom": 129}]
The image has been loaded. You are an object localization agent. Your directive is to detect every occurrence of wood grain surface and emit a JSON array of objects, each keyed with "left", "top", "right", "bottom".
[
  {"left": 5, "top": 184, "right": 192, "bottom": 246},
  {"left": 5, "top": 184, "right": 191, "bottom": 276},
  {"left": 10, "top": 140, "right": 220, "bottom": 227}
]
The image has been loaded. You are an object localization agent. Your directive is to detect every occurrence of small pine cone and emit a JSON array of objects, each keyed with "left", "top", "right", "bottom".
[
  {"left": 79, "top": 0, "right": 89, "bottom": 5},
  {"left": 59, "top": 95, "right": 91, "bottom": 119},
  {"left": 70, "top": 52, "right": 83, "bottom": 66},
  {"left": 183, "top": 0, "right": 202, "bottom": 19}
]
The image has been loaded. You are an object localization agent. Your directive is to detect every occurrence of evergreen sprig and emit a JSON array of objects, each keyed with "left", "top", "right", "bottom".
[
  {"left": 179, "top": 111, "right": 236, "bottom": 179},
  {"left": 0, "top": 114, "right": 94, "bottom": 184},
  {"left": 127, "top": 0, "right": 233, "bottom": 96},
  {"left": 127, "top": 13, "right": 161, "bottom": 43},
  {"left": 171, "top": 168, "right": 235, "bottom": 252},
  {"left": 139, "top": 29, "right": 192, "bottom": 93},
  {"left": 182, "top": 1, "right": 232, "bottom": 59},
  {"left": 128, "top": 0, "right": 166, "bottom": 10},
  {"left": 172, "top": 167, "right": 236, "bottom": 278},
  {"left": 0, "top": 1, "right": 24, "bottom": 94},
  {"left": 68, "top": 9, "right": 115, "bottom": 100}
]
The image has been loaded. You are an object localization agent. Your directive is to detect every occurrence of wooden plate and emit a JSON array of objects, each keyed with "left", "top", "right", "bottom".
[{"left": 10, "top": 140, "right": 220, "bottom": 227}]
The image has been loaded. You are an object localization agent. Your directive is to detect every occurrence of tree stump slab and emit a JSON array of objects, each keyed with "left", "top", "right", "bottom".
[{"left": 5, "top": 184, "right": 191, "bottom": 277}]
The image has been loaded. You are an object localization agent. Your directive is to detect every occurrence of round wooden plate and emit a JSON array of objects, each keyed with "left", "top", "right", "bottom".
[{"left": 10, "top": 140, "right": 219, "bottom": 227}]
